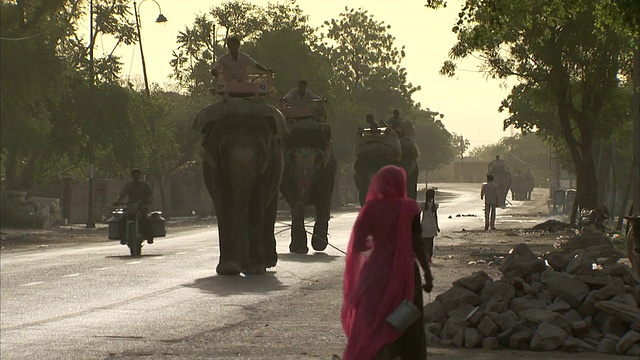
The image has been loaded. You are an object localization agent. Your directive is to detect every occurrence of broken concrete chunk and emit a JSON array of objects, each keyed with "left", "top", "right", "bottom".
[
  {"left": 464, "top": 327, "right": 484, "bottom": 348},
  {"left": 571, "top": 315, "right": 592, "bottom": 336},
  {"left": 435, "top": 286, "right": 482, "bottom": 313},
  {"left": 562, "top": 336, "right": 596, "bottom": 353},
  {"left": 541, "top": 269, "right": 590, "bottom": 308},
  {"left": 594, "top": 278, "right": 625, "bottom": 300},
  {"left": 453, "top": 270, "right": 493, "bottom": 293},
  {"left": 510, "top": 295, "right": 547, "bottom": 314},
  {"left": 544, "top": 252, "right": 568, "bottom": 272},
  {"left": 596, "top": 338, "right": 617, "bottom": 353},
  {"left": 464, "top": 306, "right": 484, "bottom": 326},
  {"left": 423, "top": 300, "right": 446, "bottom": 324},
  {"left": 530, "top": 322, "right": 569, "bottom": 351},
  {"left": 610, "top": 293, "right": 639, "bottom": 309},
  {"left": 547, "top": 297, "right": 571, "bottom": 313},
  {"left": 510, "top": 329, "right": 534, "bottom": 350},
  {"left": 594, "top": 301, "right": 640, "bottom": 324},
  {"left": 615, "top": 330, "right": 640, "bottom": 354},
  {"left": 424, "top": 322, "right": 443, "bottom": 337},
  {"left": 480, "top": 281, "right": 516, "bottom": 304},
  {"left": 482, "top": 336, "right": 499, "bottom": 349},
  {"left": 477, "top": 316, "right": 498, "bottom": 337},
  {"left": 518, "top": 309, "right": 571, "bottom": 329}
]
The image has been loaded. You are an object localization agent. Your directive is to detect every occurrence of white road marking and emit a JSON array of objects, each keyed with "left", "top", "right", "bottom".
[
  {"left": 126, "top": 260, "right": 142, "bottom": 265},
  {"left": 175, "top": 252, "right": 187, "bottom": 255},
  {"left": 21, "top": 282, "right": 44, "bottom": 286},
  {"left": 62, "top": 273, "right": 80, "bottom": 278},
  {"left": 150, "top": 256, "right": 165, "bottom": 260},
  {"left": 95, "top": 267, "right": 113, "bottom": 271}
]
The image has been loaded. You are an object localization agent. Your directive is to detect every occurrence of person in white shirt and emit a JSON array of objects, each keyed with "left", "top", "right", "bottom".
[
  {"left": 419, "top": 188, "right": 440, "bottom": 262},
  {"left": 284, "top": 80, "right": 320, "bottom": 104},
  {"left": 210, "top": 35, "right": 270, "bottom": 80},
  {"left": 481, "top": 174, "right": 500, "bottom": 230}
]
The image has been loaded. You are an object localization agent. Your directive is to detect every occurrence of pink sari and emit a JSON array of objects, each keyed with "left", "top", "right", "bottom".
[{"left": 341, "top": 165, "right": 421, "bottom": 359}]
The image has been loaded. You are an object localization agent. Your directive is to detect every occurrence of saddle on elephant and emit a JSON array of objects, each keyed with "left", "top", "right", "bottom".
[
  {"left": 356, "top": 125, "right": 402, "bottom": 163},
  {"left": 192, "top": 97, "right": 288, "bottom": 140},
  {"left": 278, "top": 98, "right": 327, "bottom": 122},
  {"left": 210, "top": 71, "right": 273, "bottom": 98}
]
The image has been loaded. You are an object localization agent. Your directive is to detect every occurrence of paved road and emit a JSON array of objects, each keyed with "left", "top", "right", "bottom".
[{"left": 0, "top": 183, "right": 525, "bottom": 359}]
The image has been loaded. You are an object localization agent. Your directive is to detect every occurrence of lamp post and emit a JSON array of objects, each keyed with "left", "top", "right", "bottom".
[
  {"left": 133, "top": 0, "right": 168, "bottom": 214},
  {"left": 133, "top": 0, "right": 167, "bottom": 98},
  {"left": 86, "top": 0, "right": 96, "bottom": 229}
]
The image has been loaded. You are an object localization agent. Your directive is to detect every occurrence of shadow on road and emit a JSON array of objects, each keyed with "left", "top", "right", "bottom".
[
  {"left": 105, "top": 253, "right": 165, "bottom": 260},
  {"left": 187, "top": 272, "right": 287, "bottom": 296},
  {"left": 277, "top": 252, "right": 341, "bottom": 263}
]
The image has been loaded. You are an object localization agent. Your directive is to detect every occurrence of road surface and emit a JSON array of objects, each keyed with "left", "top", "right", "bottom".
[{"left": 1, "top": 183, "right": 548, "bottom": 359}]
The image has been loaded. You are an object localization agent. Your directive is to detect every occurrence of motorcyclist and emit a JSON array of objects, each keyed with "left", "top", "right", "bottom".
[{"left": 114, "top": 169, "right": 154, "bottom": 244}]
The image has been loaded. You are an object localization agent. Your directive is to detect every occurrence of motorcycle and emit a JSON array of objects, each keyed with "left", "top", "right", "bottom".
[
  {"left": 578, "top": 206, "right": 609, "bottom": 233},
  {"left": 107, "top": 202, "right": 152, "bottom": 256}
]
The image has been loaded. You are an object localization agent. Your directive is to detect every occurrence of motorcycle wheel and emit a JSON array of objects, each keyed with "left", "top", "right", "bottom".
[{"left": 126, "top": 223, "right": 143, "bottom": 257}]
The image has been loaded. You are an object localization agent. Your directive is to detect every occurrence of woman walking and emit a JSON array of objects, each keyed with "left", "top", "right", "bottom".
[
  {"left": 341, "top": 165, "right": 434, "bottom": 360},
  {"left": 420, "top": 189, "right": 440, "bottom": 262}
]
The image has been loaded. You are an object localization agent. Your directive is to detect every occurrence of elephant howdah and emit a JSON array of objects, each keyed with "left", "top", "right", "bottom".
[
  {"left": 280, "top": 117, "right": 337, "bottom": 254},
  {"left": 353, "top": 122, "right": 419, "bottom": 206},
  {"left": 195, "top": 98, "right": 286, "bottom": 275}
]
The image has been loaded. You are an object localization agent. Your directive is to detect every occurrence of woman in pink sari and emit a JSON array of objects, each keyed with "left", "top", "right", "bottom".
[{"left": 341, "top": 165, "right": 434, "bottom": 360}]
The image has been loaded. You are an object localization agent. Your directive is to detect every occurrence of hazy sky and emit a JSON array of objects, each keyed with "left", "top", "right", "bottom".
[{"left": 110, "top": 0, "right": 519, "bottom": 149}]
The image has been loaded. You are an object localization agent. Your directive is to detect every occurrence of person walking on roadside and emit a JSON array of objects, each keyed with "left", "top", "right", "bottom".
[
  {"left": 419, "top": 188, "right": 440, "bottom": 263},
  {"left": 341, "top": 165, "right": 433, "bottom": 360},
  {"left": 481, "top": 174, "right": 499, "bottom": 230}
]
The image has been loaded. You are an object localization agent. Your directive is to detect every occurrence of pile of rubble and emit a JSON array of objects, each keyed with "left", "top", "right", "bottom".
[{"left": 424, "top": 233, "right": 640, "bottom": 355}]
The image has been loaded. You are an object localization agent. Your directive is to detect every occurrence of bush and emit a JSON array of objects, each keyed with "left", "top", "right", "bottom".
[{"left": 0, "top": 195, "right": 45, "bottom": 228}]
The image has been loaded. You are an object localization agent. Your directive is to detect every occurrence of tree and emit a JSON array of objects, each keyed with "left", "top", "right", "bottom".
[
  {"left": 318, "top": 7, "right": 419, "bottom": 115},
  {"left": 451, "top": 133, "right": 470, "bottom": 163},
  {"left": 443, "top": 0, "right": 635, "bottom": 221},
  {"left": 1, "top": 0, "right": 140, "bottom": 190},
  {"left": 411, "top": 109, "right": 454, "bottom": 176}
]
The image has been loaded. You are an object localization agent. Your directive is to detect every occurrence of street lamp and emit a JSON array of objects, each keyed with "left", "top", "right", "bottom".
[
  {"left": 86, "top": 0, "right": 96, "bottom": 228},
  {"left": 133, "top": 0, "right": 167, "bottom": 98}
]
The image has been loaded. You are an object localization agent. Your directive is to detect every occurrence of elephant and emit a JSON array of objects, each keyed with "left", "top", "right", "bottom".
[
  {"left": 489, "top": 167, "right": 512, "bottom": 208},
  {"left": 510, "top": 170, "right": 528, "bottom": 201},
  {"left": 524, "top": 169, "right": 535, "bottom": 200},
  {"left": 194, "top": 98, "right": 287, "bottom": 275},
  {"left": 279, "top": 119, "right": 337, "bottom": 254},
  {"left": 353, "top": 123, "right": 419, "bottom": 205}
]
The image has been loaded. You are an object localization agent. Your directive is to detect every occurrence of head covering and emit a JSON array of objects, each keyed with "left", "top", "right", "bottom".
[{"left": 341, "top": 165, "right": 420, "bottom": 360}]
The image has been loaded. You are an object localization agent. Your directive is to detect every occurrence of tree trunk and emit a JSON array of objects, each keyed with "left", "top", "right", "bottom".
[
  {"left": 632, "top": 38, "right": 640, "bottom": 216},
  {"left": 4, "top": 150, "right": 17, "bottom": 190}
]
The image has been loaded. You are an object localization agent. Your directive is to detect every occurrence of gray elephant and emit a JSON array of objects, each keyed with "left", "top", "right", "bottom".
[
  {"left": 279, "top": 118, "right": 337, "bottom": 254},
  {"left": 194, "top": 98, "right": 287, "bottom": 275},
  {"left": 354, "top": 121, "right": 419, "bottom": 205}
]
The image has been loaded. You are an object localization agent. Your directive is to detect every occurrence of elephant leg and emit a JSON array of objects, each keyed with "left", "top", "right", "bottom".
[
  {"left": 245, "top": 191, "right": 266, "bottom": 275},
  {"left": 262, "top": 194, "right": 278, "bottom": 269},
  {"left": 289, "top": 203, "right": 308, "bottom": 254},
  {"left": 312, "top": 203, "right": 330, "bottom": 252},
  {"left": 206, "top": 166, "right": 240, "bottom": 276}
]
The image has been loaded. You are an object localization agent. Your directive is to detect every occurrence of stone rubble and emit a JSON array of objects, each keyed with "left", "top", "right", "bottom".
[{"left": 424, "top": 233, "right": 640, "bottom": 356}]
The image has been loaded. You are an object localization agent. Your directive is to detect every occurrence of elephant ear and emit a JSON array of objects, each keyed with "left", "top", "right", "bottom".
[
  {"left": 193, "top": 103, "right": 224, "bottom": 134},
  {"left": 269, "top": 108, "right": 289, "bottom": 139}
]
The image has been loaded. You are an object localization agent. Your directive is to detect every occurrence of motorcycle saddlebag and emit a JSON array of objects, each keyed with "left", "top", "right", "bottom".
[
  {"left": 149, "top": 211, "right": 166, "bottom": 237},
  {"left": 107, "top": 213, "right": 123, "bottom": 240}
]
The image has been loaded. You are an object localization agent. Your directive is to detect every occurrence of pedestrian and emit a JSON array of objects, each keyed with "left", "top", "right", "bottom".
[
  {"left": 341, "top": 165, "right": 433, "bottom": 360},
  {"left": 420, "top": 188, "right": 440, "bottom": 262},
  {"left": 481, "top": 174, "right": 499, "bottom": 230}
]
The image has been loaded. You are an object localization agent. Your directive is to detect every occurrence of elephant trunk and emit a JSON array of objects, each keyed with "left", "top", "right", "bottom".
[{"left": 225, "top": 143, "right": 264, "bottom": 268}]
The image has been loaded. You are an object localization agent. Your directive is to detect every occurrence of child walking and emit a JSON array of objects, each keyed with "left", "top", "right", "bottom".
[{"left": 420, "top": 189, "right": 440, "bottom": 262}]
